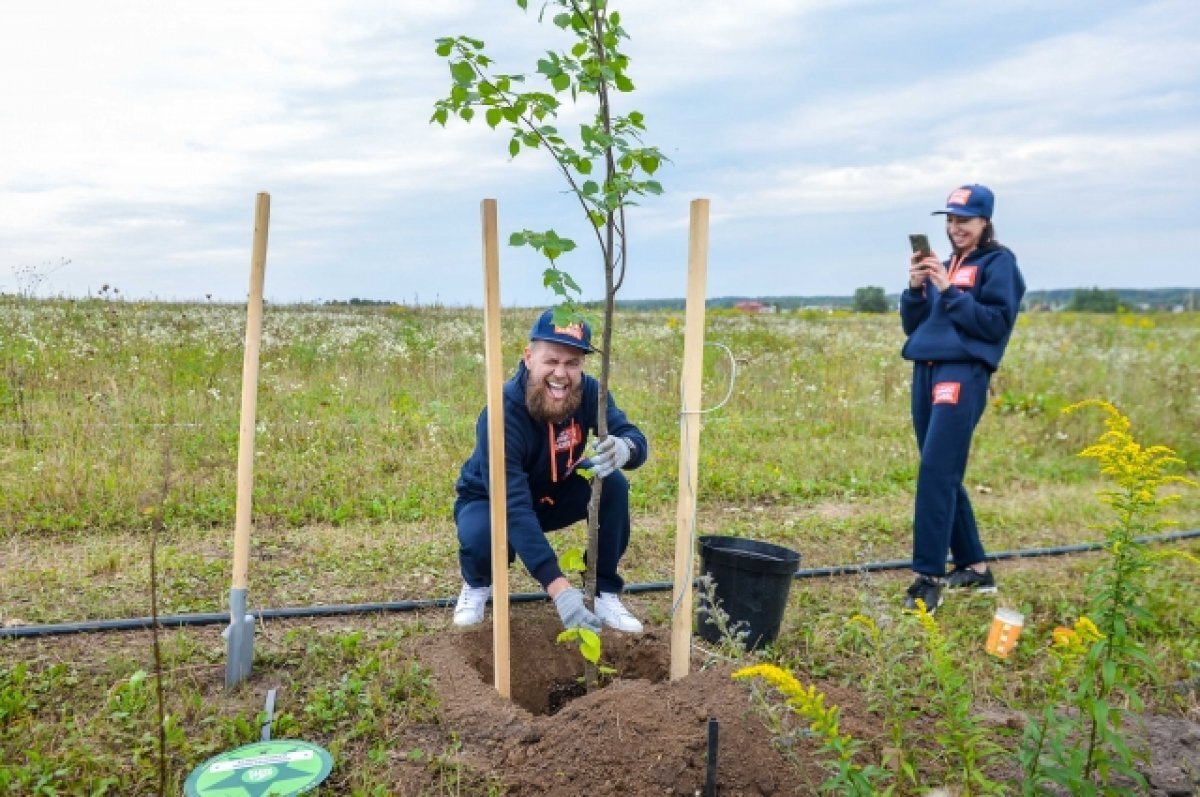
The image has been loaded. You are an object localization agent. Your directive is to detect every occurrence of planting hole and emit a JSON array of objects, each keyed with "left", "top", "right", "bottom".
[{"left": 454, "top": 616, "right": 671, "bottom": 716}]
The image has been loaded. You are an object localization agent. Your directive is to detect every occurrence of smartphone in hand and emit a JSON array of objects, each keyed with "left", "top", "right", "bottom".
[{"left": 909, "top": 233, "right": 931, "bottom": 257}]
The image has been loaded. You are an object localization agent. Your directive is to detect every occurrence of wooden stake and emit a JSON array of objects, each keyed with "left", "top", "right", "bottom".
[
  {"left": 231, "top": 192, "right": 269, "bottom": 593},
  {"left": 670, "top": 199, "right": 709, "bottom": 680},
  {"left": 480, "top": 199, "right": 511, "bottom": 699}
]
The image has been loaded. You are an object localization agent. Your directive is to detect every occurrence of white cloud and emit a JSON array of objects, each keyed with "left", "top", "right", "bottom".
[{"left": 1, "top": 0, "right": 1196, "bottom": 301}]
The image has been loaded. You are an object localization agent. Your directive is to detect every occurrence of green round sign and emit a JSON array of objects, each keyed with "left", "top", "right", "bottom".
[{"left": 184, "top": 739, "right": 333, "bottom": 797}]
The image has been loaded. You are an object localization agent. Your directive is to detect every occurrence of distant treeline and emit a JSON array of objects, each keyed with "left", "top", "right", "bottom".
[
  {"left": 609, "top": 287, "right": 1198, "bottom": 312},
  {"left": 321, "top": 288, "right": 1197, "bottom": 312}
]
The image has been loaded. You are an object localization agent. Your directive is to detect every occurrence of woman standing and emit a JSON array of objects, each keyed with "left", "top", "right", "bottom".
[{"left": 900, "top": 184, "right": 1025, "bottom": 612}]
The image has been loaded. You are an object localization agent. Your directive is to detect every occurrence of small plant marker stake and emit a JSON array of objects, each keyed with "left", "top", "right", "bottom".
[
  {"left": 226, "top": 192, "right": 269, "bottom": 690},
  {"left": 480, "top": 199, "right": 511, "bottom": 699},
  {"left": 705, "top": 716, "right": 719, "bottom": 797},
  {"left": 670, "top": 199, "right": 710, "bottom": 680}
]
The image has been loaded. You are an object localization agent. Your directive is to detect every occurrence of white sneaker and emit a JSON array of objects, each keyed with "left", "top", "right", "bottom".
[
  {"left": 595, "top": 592, "right": 643, "bottom": 633},
  {"left": 452, "top": 583, "right": 491, "bottom": 627}
]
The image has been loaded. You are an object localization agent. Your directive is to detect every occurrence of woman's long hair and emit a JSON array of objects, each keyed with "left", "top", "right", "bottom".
[{"left": 948, "top": 220, "right": 1002, "bottom": 253}]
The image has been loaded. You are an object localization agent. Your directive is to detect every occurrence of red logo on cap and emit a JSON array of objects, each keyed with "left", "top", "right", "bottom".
[
  {"left": 933, "top": 382, "right": 961, "bottom": 405},
  {"left": 554, "top": 323, "right": 584, "bottom": 341},
  {"left": 947, "top": 188, "right": 972, "bottom": 206}
]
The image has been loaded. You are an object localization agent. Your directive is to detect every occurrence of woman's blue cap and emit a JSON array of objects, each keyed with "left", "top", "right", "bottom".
[{"left": 932, "top": 184, "right": 994, "bottom": 219}]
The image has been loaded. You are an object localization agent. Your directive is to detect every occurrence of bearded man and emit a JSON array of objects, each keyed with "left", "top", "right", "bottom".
[{"left": 452, "top": 309, "right": 649, "bottom": 633}]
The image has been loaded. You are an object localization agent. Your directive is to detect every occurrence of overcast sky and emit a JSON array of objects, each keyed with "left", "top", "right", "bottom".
[{"left": 3, "top": 0, "right": 1197, "bottom": 305}]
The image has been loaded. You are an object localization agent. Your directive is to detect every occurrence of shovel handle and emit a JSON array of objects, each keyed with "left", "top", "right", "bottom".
[{"left": 232, "top": 193, "right": 270, "bottom": 591}]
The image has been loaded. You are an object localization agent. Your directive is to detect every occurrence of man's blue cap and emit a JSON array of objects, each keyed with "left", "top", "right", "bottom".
[
  {"left": 529, "top": 308, "right": 595, "bottom": 353},
  {"left": 932, "top": 184, "right": 994, "bottom": 219}
]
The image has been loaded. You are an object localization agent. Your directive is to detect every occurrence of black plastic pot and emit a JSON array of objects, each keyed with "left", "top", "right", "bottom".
[{"left": 696, "top": 535, "right": 801, "bottom": 650}]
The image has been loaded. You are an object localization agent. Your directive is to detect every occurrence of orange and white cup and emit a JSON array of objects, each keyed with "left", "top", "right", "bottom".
[{"left": 985, "top": 608, "right": 1024, "bottom": 658}]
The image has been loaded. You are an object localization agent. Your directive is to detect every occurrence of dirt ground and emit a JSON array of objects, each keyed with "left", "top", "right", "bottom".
[
  {"left": 406, "top": 616, "right": 844, "bottom": 796},
  {"left": 403, "top": 615, "right": 1200, "bottom": 796},
  {"left": 7, "top": 607, "right": 1200, "bottom": 794}
]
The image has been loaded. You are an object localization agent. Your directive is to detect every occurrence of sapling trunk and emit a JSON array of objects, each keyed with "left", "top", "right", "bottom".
[{"left": 433, "top": 0, "right": 664, "bottom": 693}]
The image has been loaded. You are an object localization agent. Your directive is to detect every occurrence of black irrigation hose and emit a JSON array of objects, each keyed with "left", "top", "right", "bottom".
[{"left": 4, "top": 529, "right": 1198, "bottom": 640}]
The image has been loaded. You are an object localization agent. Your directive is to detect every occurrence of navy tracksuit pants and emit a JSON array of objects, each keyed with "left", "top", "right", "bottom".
[
  {"left": 910, "top": 361, "right": 991, "bottom": 576},
  {"left": 455, "top": 471, "right": 632, "bottom": 594}
]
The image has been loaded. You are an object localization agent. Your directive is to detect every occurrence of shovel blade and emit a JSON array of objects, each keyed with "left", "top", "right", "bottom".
[{"left": 224, "top": 588, "right": 255, "bottom": 689}]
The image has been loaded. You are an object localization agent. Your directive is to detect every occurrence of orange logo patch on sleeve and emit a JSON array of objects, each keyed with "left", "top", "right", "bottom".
[
  {"left": 950, "top": 266, "right": 978, "bottom": 287},
  {"left": 933, "top": 382, "right": 961, "bottom": 405}
]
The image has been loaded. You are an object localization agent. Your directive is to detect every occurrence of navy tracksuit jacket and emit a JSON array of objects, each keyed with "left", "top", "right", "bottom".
[
  {"left": 900, "top": 245, "right": 1025, "bottom": 576},
  {"left": 454, "top": 361, "right": 649, "bottom": 593}
]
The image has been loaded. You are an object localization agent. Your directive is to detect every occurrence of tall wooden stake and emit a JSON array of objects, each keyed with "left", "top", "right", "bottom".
[
  {"left": 670, "top": 199, "right": 710, "bottom": 680},
  {"left": 226, "top": 192, "right": 269, "bottom": 689},
  {"left": 480, "top": 199, "right": 511, "bottom": 699}
]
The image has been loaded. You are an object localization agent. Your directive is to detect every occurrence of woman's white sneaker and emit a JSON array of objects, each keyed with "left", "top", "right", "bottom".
[
  {"left": 453, "top": 584, "right": 492, "bottom": 627},
  {"left": 595, "top": 592, "right": 643, "bottom": 633}
]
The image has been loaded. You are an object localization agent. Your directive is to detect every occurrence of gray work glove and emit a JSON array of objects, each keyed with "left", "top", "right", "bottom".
[
  {"left": 587, "top": 435, "right": 633, "bottom": 479},
  {"left": 553, "top": 587, "right": 602, "bottom": 633}
]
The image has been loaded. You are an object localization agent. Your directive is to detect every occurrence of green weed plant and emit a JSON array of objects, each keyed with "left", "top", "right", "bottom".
[
  {"left": 1019, "top": 400, "right": 1198, "bottom": 794},
  {"left": 733, "top": 663, "right": 888, "bottom": 796}
]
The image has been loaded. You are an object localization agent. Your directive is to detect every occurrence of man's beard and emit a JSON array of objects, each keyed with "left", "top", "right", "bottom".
[{"left": 526, "top": 379, "right": 582, "bottom": 425}]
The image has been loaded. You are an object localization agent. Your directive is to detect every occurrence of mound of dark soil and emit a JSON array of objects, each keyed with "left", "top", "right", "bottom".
[
  {"left": 412, "top": 614, "right": 869, "bottom": 796},
  {"left": 408, "top": 612, "right": 1200, "bottom": 796}
]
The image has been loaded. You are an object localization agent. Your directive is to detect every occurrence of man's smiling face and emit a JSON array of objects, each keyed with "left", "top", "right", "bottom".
[{"left": 523, "top": 340, "right": 585, "bottom": 424}]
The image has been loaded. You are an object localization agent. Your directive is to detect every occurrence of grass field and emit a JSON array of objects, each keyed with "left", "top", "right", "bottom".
[{"left": 2, "top": 299, "right": 1198, "bottom": 794}]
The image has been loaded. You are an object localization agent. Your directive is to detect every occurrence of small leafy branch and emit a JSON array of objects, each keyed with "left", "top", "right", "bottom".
[
  {"left": 695, "top": 573, "right": 749, "bottom": 660},
  {"left": 1018, "top": 616, "right": 1105, "bottom": 794},
  {"left": 732, "top": 664, "right": 886, "bottom": 796},
  {"left": 1020, "top": 400, "right": 1198, "bottom": 793},
  {"left": 908, "top": 600, "right": 1005, "bottom": 796},
  {"left": 845, "top": 613, "right": 919, "bottom": 788},
  {"left": 433, "top": 1, "right": 667, "bottom": 643},
  {"left": 556, "top": 547, "right": 614, "bottom": 677}
]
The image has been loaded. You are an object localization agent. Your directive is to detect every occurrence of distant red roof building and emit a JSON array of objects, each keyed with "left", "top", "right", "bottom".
[{"left": 734, "top": 300, "right": 768, "bottom": 313}]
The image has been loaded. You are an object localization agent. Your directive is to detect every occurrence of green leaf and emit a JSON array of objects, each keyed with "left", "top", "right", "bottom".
[
  {"left": 576, "top": 158, "right": 593, "bottom": 175},
  {"left": 537, "top": 58, "right": 560, "bottom": 78},
  {"left": 450, "top": 61, "right": 474, "bottom": 87},
  {"left": 552, "top": 12, "right": 571, "bottom": 28},
  {"left": 509, "top": 138, "right": 520, "bottom": 157},
  {"left": 571, "top": 42, "right": 588, "bottom": 58},
  {"left": 1091, "top": 699, "right": 1110, "bottom": 726},
  {"left": 581, "top": 180, "right": 599, "bottom": 196},
  {"left": 516, "top": 0, "right": 528, "bottom": 9},
  {"left": 1101, "top": 659, "right": 1117, "bottom": 689},
  {"left": 485, "top": 108, "right": 502, "bottom": 129},
  {"left": 459, "top": 107, "right": 474, "bottom": 122},
  {"left": 578, "top": 629, "right": 602, "bottom": 664},
  {"left": 435, "top": 40, "right": 454, "bottom": 57},
  {"left": 644, "top": 180, "right": 664, "bottom": 195},
  {"left": 614, "top": 73, "right": 634, "bottom": 92},
  {"left": 551, "top": 73, "right": 571, "bottom": 92},
  {"left": 556, "top": 629, "right": 580, "bottom": 645},
  {"left": 640, "top": 154, "right": 660, "bottom": 175},
  {"left": 559, "top": 548, "right": 586, "bottom": 573},
  {"left": 509, "top": 232, "right": 527, "bottom": 246},
  {"left": 430, "top": 108, "right": 448, "bottom": 127}
]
